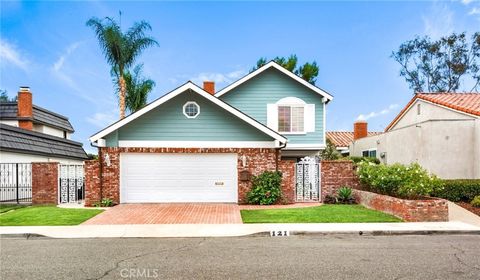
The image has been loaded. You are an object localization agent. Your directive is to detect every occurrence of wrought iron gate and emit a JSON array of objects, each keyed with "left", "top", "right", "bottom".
[
  {"left": 295, "top": 157, "right": 320, "bottom": 202},
  {"left": 0, "top": 163, "right": 32, "bottom": 203},
  {"left": 59, "top": 164, "right": 85, "bottom": 204}
]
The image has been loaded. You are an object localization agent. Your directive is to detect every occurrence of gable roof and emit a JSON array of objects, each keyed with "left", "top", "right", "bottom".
[
  {"left": 0, "top": 102, "right": 75, "bottom": 132},
  {"left": 385, "top": 93, "right": 480, "bottom": 131},
  {"left": 0, "top": 124, "right": 87, "bottom": 160},
  {"left": 214, "top": 61, "right": 333, "bottom": 101},
  {"left": 326, "top": 131, "right": 382, "bottom": 148},
  {"left": 89, "top": 82, "right": 287, "bottom": 144}
]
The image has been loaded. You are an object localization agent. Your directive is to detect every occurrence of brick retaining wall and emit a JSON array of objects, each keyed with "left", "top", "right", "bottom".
[{"left": 354, "top": 189, "right": 449, "bottom": 222}]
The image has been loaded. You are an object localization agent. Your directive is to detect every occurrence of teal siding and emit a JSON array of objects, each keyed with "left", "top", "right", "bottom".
[
  {"left": 220, "top": 68, "right": 325, "bottom": 145},
  {"left": 104, "top": 90, "right": 273, "bottom": 146}
]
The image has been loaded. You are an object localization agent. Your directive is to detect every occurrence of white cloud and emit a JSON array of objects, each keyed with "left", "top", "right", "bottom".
[
  {"left": 422, "top": 3, "right": 454, "bottom": 39},
  {"left": 356, "top": 104, "right": 399, "bottom": 121},
  {"left": 189, "top": 69, "right": 247, "bottom": 86},
  {"left": 86, "top": 110, "right": 118, "bottom": 128},
  {"left": 0, "top": 38, "right": 29, "bottom": 70},
  {"left": 53, "top": 42, "right": 80, "bottom": 72},
  {"left": 469, "top": 7, "right": 480, "bottom": 15},
  {"left": 462, "top": 0, "right": 474, "bottom": 4}
]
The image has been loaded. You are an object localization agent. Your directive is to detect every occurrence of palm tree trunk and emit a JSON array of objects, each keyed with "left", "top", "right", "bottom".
[{"left": 119, "top": 76, "right": 126, "bottom": 119}]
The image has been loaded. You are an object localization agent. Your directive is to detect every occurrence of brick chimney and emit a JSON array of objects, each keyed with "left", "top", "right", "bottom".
[
  {"left": 353, "top": 120, "right": 368, "bottom": 140},
  {"left": 203, "top": 81, "right": 215, "bottom": 95},
  {"left": 17, "top": 86, "right": 33, "bottom": 130}
]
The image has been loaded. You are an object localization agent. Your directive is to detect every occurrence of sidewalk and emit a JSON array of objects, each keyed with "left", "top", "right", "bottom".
[{"left": 1, "top": 222, "right": 479, "bottom": 238}]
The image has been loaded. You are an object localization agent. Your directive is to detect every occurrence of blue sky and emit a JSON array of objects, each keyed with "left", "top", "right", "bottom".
[{"left": 1, "top": 1, "right": 479, "bottom": 154}]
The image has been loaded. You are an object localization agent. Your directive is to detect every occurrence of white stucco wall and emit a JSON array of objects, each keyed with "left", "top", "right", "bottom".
[
  {"left": 0, "top": 151, "right": 84, "bottom": 165},
  {"left": 0, "top": 120, "right": 19, "bottom": 127},
  {"left": 350, "top": 119, "right": 479, "bottom": 179},
  {"left": 391, "top": 99, "right": 473, "bottom": 130},
  {"left": 33, "top": 124, "right": 69, "bottom": 139}
]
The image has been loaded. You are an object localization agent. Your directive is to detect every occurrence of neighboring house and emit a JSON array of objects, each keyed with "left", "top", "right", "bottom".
[
  {"left": 350, "top": 93, "right": 480, "bottom": 179},
  {"left": 88, "top": 61, "right": 333, "bottom": 204},
  {"left": 326, "top": 128, "right": 381, "bottom": 156},
  {"left": 0, "top": 87, "right": 88, "bottom": 164}
]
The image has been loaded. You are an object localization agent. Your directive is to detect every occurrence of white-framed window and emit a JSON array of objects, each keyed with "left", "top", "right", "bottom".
[
  {"left": 362, "top": 149, "right": 377, "bottom": 158},
  {"left": 267, "top": 97, "right": 314, "bottom": 134},
  {"left": 278, "top": 105, "right": 305, "bottom": 133},
  {"left": 183, "top": 101, "right": 200, "bottom": 118}
]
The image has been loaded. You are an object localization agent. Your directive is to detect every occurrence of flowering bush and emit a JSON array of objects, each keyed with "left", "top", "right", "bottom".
[
  {"left": 246, "top": 171, "right": 282, "bottom": 205},
  {"left": 357, "top": 162, "right": 442, "bottom": 199}
]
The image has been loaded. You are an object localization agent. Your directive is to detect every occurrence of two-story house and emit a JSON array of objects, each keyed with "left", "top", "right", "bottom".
[
  {"left": 88, "top": 61, "right": 333, "bottom": 204},
  {"left": 0, "top": 87, "right": 88, "bottom": 164}
]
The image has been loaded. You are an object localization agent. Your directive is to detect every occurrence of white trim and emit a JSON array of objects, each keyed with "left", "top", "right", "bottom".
[
  {"left": 275, "top": 96, "right": 306, "bottom": 105},
  {"left": 118, "top": 140, "right": 279, "bottom": 148},
  {"left": 89, "top": 82, "right": 287, "bottom": 144},
  {"left": 323, "top": 101, "right": 326, "bottom": 147},
  {"left": 284, "top": 143, "right": 326, "bottom": 150},
  {"left": 215, "top": 61, "right": 334, "bottom": 101},
  {"left": 182, "top": 101, "right": 200, "bottom": 119}
]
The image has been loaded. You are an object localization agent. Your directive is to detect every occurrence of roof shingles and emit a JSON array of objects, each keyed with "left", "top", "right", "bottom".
[
  {"left": 326, "top": 131, "right": 381, "bottom": 148},
  {"left": 0, "top": 124, "right": 87, "bottom": 160}
]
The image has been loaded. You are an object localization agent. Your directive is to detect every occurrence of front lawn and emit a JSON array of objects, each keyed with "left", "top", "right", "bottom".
[
  {"left": 241, "top": 205, "right": 402, "bottom": 223},
  {"left": 0, "top": 205, "right": 103, "bottom": 226},
  {"left": 0, "top": 204, "right": 27, "bottom": 214}
]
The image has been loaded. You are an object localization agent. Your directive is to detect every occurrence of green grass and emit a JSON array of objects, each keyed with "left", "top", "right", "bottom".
[
  {"left": 0, "top": 204, "right": 27, "bottom": 214},
  {"left": 0, "top": 205, "right": 103, "bottom": 226},
  {"left": 241, "top": 205, "right": 402, "bottom": 223}
]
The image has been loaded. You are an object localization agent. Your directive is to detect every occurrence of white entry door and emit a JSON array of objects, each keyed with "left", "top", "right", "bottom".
[{"left": 120, "top": 153, "right": 238, "bottom": 203}]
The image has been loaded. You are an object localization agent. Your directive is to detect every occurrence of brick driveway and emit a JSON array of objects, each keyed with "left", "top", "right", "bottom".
[{"left": 83, "top": 204, "right": 243, "bottom": 225}]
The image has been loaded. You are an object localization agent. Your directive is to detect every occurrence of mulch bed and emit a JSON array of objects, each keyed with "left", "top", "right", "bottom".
[{"left": 456, "top": 202, "right": 480, "bottom": 217}]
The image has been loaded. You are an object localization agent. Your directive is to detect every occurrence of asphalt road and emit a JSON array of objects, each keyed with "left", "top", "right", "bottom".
[{"left": 1, "top": 234, "right": 479, "bottom": 280}]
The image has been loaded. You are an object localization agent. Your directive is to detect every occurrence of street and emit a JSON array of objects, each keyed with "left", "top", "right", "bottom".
[{"left": 1, "top": 234, "right": 479, "bottom": 279}]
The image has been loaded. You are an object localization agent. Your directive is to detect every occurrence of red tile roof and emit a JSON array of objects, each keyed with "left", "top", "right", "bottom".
[
  {"left": 326, "top": 131, "right": 382, "bottom": 148},
  {"left": 385, "top": 93, "right": 480, "bottom": 131}
]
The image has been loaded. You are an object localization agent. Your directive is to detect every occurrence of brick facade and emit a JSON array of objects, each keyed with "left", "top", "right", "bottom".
[
  {"left": 278, "top": 159, "right": 296, "bottom": 203},
  {"left": 354, "top": 189, "right": 449, "bottom": 222},
  {"left": 320, "top": 160, "right": 360, "bottom": 200},
  {"left": 84, "top": 147, "right": 296, "bottom": 206},
  {"left": 32, "top": 162, "right": 58, "bottom": 204}
]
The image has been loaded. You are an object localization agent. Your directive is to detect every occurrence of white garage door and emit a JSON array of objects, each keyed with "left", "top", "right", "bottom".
[{"left": 120, "top": 153, "right": 238, "bottom": 203}]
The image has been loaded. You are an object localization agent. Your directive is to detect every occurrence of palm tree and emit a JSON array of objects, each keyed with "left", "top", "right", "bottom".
[
  {"left": 122, "top": 64, "right": 155, "bottom": 113},
  {"left": 86, "top": 17, "right": 158, "bottom": 118}
]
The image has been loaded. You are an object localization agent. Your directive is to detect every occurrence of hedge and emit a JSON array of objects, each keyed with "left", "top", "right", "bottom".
[{"left": 432, "top": 180, "right": 480, "bottom": 202}]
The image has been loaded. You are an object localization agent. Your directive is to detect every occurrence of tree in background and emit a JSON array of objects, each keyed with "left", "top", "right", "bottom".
[
  {"left": 320, "top": 138, "right": 341, "bottom": 161},
  {"left": 87, "top": 16, "right": 158, "bottom": 119},
  {"left": 122, "top": 64, "right": 155, "bottom": 113},
  {"left": 251, "top": 54, "right": 320, "bottom": 84},
  {"left": 392, "top": 32, "right": 480, "bottom": 93},
  {"left": 0, "top": 90, "right": 16, "bottom": 102}
]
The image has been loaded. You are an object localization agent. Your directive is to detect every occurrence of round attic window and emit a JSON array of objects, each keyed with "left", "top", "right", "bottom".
[{"left": 183, "top": 101, "right": 200, "bottom": 118}]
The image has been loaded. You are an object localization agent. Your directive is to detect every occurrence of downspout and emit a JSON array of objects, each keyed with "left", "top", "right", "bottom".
[
  {"left": 90, "top": 142, "right": 103, "bottom": 203},
  {"left": 275, "top": 140, "right": 288, "bottom": 171}
]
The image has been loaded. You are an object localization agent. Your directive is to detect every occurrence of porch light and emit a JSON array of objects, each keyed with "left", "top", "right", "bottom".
[
  {"left": 104, "top": 153, "right": 111, "bottom": 167},
  {"left": 241, "top": 155, "right": 247, "bottom": 167}
]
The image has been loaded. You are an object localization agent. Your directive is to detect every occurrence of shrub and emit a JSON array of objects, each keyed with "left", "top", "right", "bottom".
[
  {"left": 357, "top": 162, "right": 442, "bottom": 199},
  {"left": 348, "top": 156, "right": 380, "bottom": 165},
  {"left": 93, "top": 198, "right": 114, "bottom": 207},
  {"left": 431, "top": 180, "right": 480, "bottom": 202},
  {"left": 337, "top": 186, "right": 356, "bottom": 204},
  {"left": 323, "top": 195, "right": 337, "bottom": 204},
  {"left": 246, "top": 171, "right": 282, "bottom": 205},
  {"left": 471, "top": 196, "right": 480, "bottom": 208}
]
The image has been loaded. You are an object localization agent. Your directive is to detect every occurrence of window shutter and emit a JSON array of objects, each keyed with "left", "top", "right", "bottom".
[
  {"left": 267, "top": 104, "right": 278, "bottom": 131},
  {"left": 305, "top": 104, "right": 315, "bottom": 132}
]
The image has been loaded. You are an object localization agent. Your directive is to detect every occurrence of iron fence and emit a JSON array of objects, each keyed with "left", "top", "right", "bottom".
[{"left": 0, "top": 163, "right": 32, "bottom": 203}]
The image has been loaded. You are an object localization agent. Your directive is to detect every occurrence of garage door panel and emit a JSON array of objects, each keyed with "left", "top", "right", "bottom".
[{"left": 120, "top": 153, "right": 238, "bottom": 203}]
